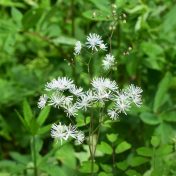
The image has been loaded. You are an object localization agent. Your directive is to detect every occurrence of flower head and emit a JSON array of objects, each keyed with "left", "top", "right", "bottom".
[
  {"left": 48, "top": 92, "right": 65, "bottom": 108},
  {"left": 74, "top": 41, "right": 82, "bottom": 55},
  {"left": 108, "top": 109, "right": 119, "bottom": 120},
  {"left": 102, "top": 54, "right": 116, "bottom": 70},
  {"left": 38, "top": 94, "right": 48, "bottom": 109},
  {"left": 86, "top": 33, "right": 105, "bottom": 51}
]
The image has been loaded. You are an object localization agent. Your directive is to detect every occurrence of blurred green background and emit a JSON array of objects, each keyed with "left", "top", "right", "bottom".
[{"left": 0, "top": 0, "right": 176, "bottom": 175}]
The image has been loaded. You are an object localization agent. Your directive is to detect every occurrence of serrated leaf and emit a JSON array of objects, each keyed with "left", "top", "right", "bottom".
[{"left": 115, "top": 141, "right": 131, "bottom": 154}]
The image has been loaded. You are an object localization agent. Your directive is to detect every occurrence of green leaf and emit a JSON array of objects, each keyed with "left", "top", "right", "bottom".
[
  {"left": 11, "top": 7, "right": 23, "bottom": 25},
  {"left": 159, "top": 111, "right": 176, "bottom": 122},
  {"left": 156, "top": 145, "right": 173, "bottom": 156},
  {"left": 22, "top": 8, "right": 43, "bottom": 29},
  {"left": 115, "top": 141, "right": 131, "bottom": 154},
  {"left": 79, "top": 161, "right": 99, "bottom": 173},
  {"left": 106, "top": 133, "right": 118, "bottom": 143},
  {"left": 140, "top": 112, "right": 161, "bottom": 125},
  {"left": 153, "top": 72, "right": 172, "bottom": 113},
  {"left": 37, "top": 124, "right": 51, "bottom": 135},
  {"left": 37, "top": 106, "right": 50, "bottom": 126},
  {"left": 100, "top": 163, "right": 112, "bottom": 172},
  {"left": 9, "top": 152, "right": 30, "bottom": 165},
  {"left": 52, "top": 36, "right": 76, "bottom": 46},
  {"left": 97, "top": 141, "right": 113, "bottom": 155},
  {"left": 126, "top": 169, "right": 142, "bottom": 176},
  {"left": 116, "top": 160, "right": 128, "bottom": 171},
  {"left": 136, "top": 147, "right": 153, "bottom": 157},
  {"left": 128, "top": 156, "right": 149, "bottom": 167},
  {"left": 89, "top": 0, "right": 110, "bottom": 12},
  {"left": 23, "top": 100, "right": 33, "bottom": 126},
  {"left": 151, "top": 136, "right": 160, "bottom": 148}
]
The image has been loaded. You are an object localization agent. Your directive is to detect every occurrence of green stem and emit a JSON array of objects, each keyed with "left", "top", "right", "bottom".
[{"left": 32, "top": 135, "right": 37, "bottom": 176}]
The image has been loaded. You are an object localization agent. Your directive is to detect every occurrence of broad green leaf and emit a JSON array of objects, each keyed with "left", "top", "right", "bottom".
[
  {"left": 162, "top": 4, "right": 176, "bottom": 32},
  {"left": 100, "top": 163, "right": 112, "bottom": 172},
  {"left": 136, "top": 147, "right": 153, "bottom": 157},
  {"left": 126, "top": 169, "right": 141, "bottom": 176},
  {"left": 159, "top": 111, "right": 176, "bottom": 122},
  {"left": 115, "top": 141, "right": 131, "bottom": 154},
  {"left": 106, "top": 133, "right": 118, "bottom": 143},
  {"left": 151, "top": 136, "right": 160, "bottom": 148},
  {"left": 155, "top": 123, "right": 174, "bottom": 144},
  {"left": 79, "top": 161, "right": 99, "bottom": 173},
  {"left": 37, "top": 124, "right": 51, "bottom": 135},
  {"left": 52, "top": 36, "right": 76, "bottom": 46},
  {"left": 11, "top": 7, "right": 23, "bottom": 25},
  {"left": 98, "top": 172, "right": 113, "bottom": 176},
  {"left": 97, "top": 141, "right": 113, "bottom": 155},
  {"left": 29, "top": 118, "right": 40, "bottom": 135},
  {"left": 128, "top": 156, "right": 149, "bottom": 167},
  {"left": 140, "top": 112, "right": 161, "bottom": 125},
  {"left": 37, "top": 106, "right": 50, "bottom": 126},
  {"left": 156, "top": 145, "right": 173, "bottom": 156},
  {"left": 116, "top": 160, "right": 128, "bottom": 171},
  {"left": 9, "top": 152, "right": 30, "bottom": 164},
  {"left": 89, "top": 0, "right": 110, "bottom": 12},
  {"left": 23, "top": 100, "right": 33, "bottom": 126},
  {"left": 22, "top": 8, "right": 43, "bottom": 29},
  {"left": 76, "top": 113, "right": 90, "bottom": 127},
  {"left": 153, "top": 72, "right": 172, "bottom": 113}
]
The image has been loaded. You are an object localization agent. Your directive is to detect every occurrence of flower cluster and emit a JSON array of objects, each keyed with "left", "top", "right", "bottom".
[
  {"left": 51, "top": 123, "right": 84, "bottom": 144},
  {"left": 38, "top": 33, "right": 143, "bottom": 145}
]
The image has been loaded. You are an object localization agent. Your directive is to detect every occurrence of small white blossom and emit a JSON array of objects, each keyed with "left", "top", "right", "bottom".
[
  {"left": 51, "top": 123, "right": 84, "bottom": 145},
  {"left": 76, "top": 131, "right": 85, "bottom": 144},
  {"left": 94, "top": 90, "right": 111, "bottom": 102},
  {"left": 125, "top": 84, "right": 143, "bottom": 107},
  {"left": 48, "top": 92, "right": 65, "bottom": 108},
  {"left": 45, "top": 77, "right": 74, "bottom": 91},
  {"left": 74, "top": 41, "right": 82, "bottom": 55},
  {"left": 99, "top": 43, "right": 107, "bottom": 50},
  {"left": 86, "top": 33, "right": 105, "bottom": 51},
  {"left": 91, "top": 77, "right": 118, "bottom": 92},
  {"left": 102, "top": 54, "right": 116, "bottom": 70},
  {"left": 76, "top": 90, "right": 95, "bottom": 110},
  {"left": 69, "top": 85, "right": 84, "bottom": 97},
  {"left": 115, "top": 93, "right": 131, "bottom": 115},
  {"left": 108, "top": 109, "right": 119, "bottom": 120},
  {"left": 38, "top": 94, "right": 48, "bottom": 109},
  {"left": 64, "top": 104, "right": 79, "bottom": 117}
]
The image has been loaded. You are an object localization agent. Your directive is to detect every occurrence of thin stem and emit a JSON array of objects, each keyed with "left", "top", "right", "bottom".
[{"left": 32, "top": 135, "right": 37, "bottom": 176}]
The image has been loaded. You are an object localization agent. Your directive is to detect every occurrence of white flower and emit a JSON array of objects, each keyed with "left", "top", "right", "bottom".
[
  {"left": 69, "top": 85, "right": 84, "bottom": 97},
  {"left": 86, "top": 33, "right": 105, "bottom": 51},
  {"left": 102, "top": 54, "right": 116, "bottom": 70},
  {"left": 94, "top": 90, "right": 111, "bottom": 102},
  {"left": 51, "top": 123, "right": 68, "bottom": 144},
  {"left": 76, "top": 90, "right": 95, "bottom": 110},
  {"left": 51, "top": 123, "right": 84, "bottom": 145},
  {"left": 64, "top": 104, "right": 79, "bottom": 117},
  {"left": 74, "top": 41, "right": 82, "bottom": 55},
  {"left": 48, "top": 92, "right": 65, "bottom": 108},
  {"left": 99, "top": 43, "right": 107, "bottom": 50},
  {"left": 125, "top": 84, "right": 143, "bottom": 107},
  {"left": 76, "top": 131, "right": 85, "bottom": 144},
  {"left": 115, "top": 93, "right": 131, "bottom": 115},
  {"left": 91, "top": 77, "right": 118, "bottom": 92},
  {"left": 38, "top": 94, "right": 48, "bottom": 109},
  {"left": 108, "top": 109, "right": 119, "bottom": 120},
  {"left": 45, "top": 77, "right": 74, "bottom": 91},
  {"left": 63, "top": 96, "right": 73, "bottom": 106}
]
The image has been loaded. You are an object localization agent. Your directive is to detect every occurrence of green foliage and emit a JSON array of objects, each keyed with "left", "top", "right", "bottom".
[{"left": 0, "top": 0, "right": 176, "bottom": 175}]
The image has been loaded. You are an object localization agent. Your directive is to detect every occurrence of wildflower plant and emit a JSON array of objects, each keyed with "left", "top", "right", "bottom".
[{"left": 38, "top": 4, "right": 143, "bottom": 174}]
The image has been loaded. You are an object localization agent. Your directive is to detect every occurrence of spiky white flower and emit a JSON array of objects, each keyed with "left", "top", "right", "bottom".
[
  {"left": 38, "top": 94, "right": 48, "bottom": 109},
  {"left": 69, "top": 85, "right": 84, "bottom": 97},
  {"left": 115, "top": 93, "right": 131, "bottom": 115},
  {"left": 51, "top": 123, "right": 68, "bottom": 144},
  {"left": 64, "top": 104, "right": 79, "bottom": 117},
  {"left": 76, "top": 131, "right": 85, "bottom": 144},
  {"left": 74, "top": 41, "right": 82, "bottom": 55},
  {"left": 125, "top": 84, "right": 143, "bottom": 107},
  {"left": 91, "top": 77, "right": 118, "bottom": 92},
  {"left": 94, "top": 90, "right": 111, "bottom": 102},
  {"left": 102, "top": 54, "right": 116, "bottom": 70},
  {"left": 48, "top": 92, "right": 65, "bottom": 108},
  {"left": 86, "top": 33, "right": 105, "bottom": 51},
  {"left": 63, "top": 96, "right": 73, "bottom": 106},
  {"left": 76, "top": 90, "right": 95, "bottom": 110},
  {"left": 45, "top": 77, "right": 74, "bottom": 91},
  {"left": 108, "top": 109, "right": 119, "bottom": 120},
  {"left": 99, "top": 43, "right": 107, "bottom": 50},
  {"left": 51, "top": 123, "right": 84, "bottom": 145}
]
